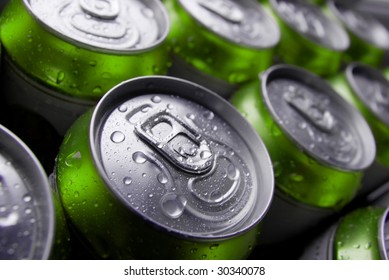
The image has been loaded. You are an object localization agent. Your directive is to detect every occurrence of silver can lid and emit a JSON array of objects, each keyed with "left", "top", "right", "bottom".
[
  {"left": 178, "top": 0, "right": 280, "bottom": 49},
  {"left": 379, "top": 208, "right": 389, "bottom": 260},
  {"left": 261, "top": 64, "right": 376, "bottom": 171},
  {"left": 0, "top": 125, "right": 54, "bottom": 259},
  {"left": 328, "top": 0, "right": 389, "bottom": 50},
  {"left": 90, "top": 76, "right": 274, "bottom": 239},
  {"left": 346, "top": 62, "right": 389, "bottom": 127},
  {"left": 25, "top": 0, "right": 169, "bottom": 52},
  {"left": 270, "top": 0, "right": 349, "bottom": 50}
]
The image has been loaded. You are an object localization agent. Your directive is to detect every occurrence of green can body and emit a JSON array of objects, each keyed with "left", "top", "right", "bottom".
[
  {"left": 0, "top": 0, "right": 170, "bottom": 101},
  {"left": 55, "top": 76, "right": 274, "bottom": 259},
  {"left": 164, "top": 0, "right": 279, "bottom": 94}
]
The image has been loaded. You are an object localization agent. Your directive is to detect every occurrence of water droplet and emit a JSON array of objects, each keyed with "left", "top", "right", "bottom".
[
  {"left": 157, "top": 173, "right": 168, "bottom": 184},
  {"left": 89, "top": 60, "right": 97, "bottom": 67},
  {"left": 151, "top": 96, "right": 161, "bottom": 103},
  {"left": 203, "top": 111, "right": 214, "bottom": 120},
  {"left": 273, "top": 161, "right": 283, "bottom": 177},
  {"left": 23, "top": 195, "right": 32, "bottom": 202},
  {"left": 0, "top": 212, "right": 19, "bottom": 227},
  {"left": 186, "top": 113, "right": 195, "bottom": 120},
  {"left": 160, "top": 194, "right": 187, "bottom": 219},
  {"left": 210, "top": 244, "right": 219, "bottom": 250},
  {"left": 111, "top": 131, "right": 125, "bottom": 143},
  {"left": 92, "top": 86, "right": 103, "bottom": 95},
  {"left": 227, "top": 164, "right": 239, "bottom": 180},
  {"left": 200, "top": 150, "right": 212, "bottom": 160},
  {"left": 56, "top": 71, "right": 65, "bottom": 84},
  {"left": 289, "top": 173, "right": 304, "bottom": 182},
  {"left": 118, "top": 105, "right": 127, "bottom": 113},
  {"left": 65, "top": 151, "right": 82, "bottom": 168},
  {"left": 123, "top": 177, "right": 132, "bottom": 185}
]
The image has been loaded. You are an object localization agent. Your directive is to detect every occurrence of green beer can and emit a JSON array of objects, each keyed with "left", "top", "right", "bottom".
[
  {"left": 231, "top": 64, "right": 376, "bottom": 244},
  {"left": 0, "top": 124, "right": 70, "bottom": 259},
  {"left": 165, "top": 0, "right": 280, "bottom": 98},
  {"left": 265, "top": 0, "right": 349, "bottom": 76},
  {"left": 327, "top": 0, "right": 389, "bottom": 67},
  {"left": 301, "top": 181, "right": 389, "bottom": 260},
  {"left": 54, "top": 76, "right": 274, "bottom": 259},
  {"left": 0, "top": 0, "right": 170, "bottom": 135},
  {"left": 329, "top": 62, "right": 389, "bottom": 196}
]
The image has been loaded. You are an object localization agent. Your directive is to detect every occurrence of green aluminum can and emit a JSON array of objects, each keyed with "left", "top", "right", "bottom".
[
  {"left": 301, "top": 180, "right": 389, "bottom": 260},
  {"left": 165, "top": 0, "right": 280, "bottom": 98},
  {"left": 231, "top": 64, "right": 376, "bottom": 244},
  {"left": 54, "top": 76, "right": 274, "bottom": 259},
  {"left": 0, "top": 124, "right": 70, "bottom": 259},
  {"left": 265, "top": 0, "right": 349, "bottom": 76},
  {"left": 0, "top": 0, "right": 170, "bottom": 134},
  {"left": 329, "top": 62, "right": 389, "bottom": 197},
  {"left": 327, "top": 0, "right": 389, "bottom": 67}
]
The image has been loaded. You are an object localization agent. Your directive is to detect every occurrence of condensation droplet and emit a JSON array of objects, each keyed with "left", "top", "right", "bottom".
[
  {"left": 157, "top": 173, "right": 168, "bottom": 184},
  {"left": 118, "top": 105, "right": 128, "bottom": 113},
  {"left": 160, "top": 194, "right": 187, "bottom": 219},
  {"left": 123, "top": 177, "right": 132, "bottom": 185},
  {"left": 111, "top": 131, "right": 125, "bottom": 143},
  {"left": 151, "top": 96, "right": 161, "bottom": 103},
  {"left": 203, "top": 111, "right": 214, "bottom": 120}
]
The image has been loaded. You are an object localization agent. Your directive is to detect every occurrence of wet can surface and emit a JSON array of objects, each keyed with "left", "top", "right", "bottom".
[
  {"left": 329, "top": 62, "right": 389, "bottom": 196},
  {"left": 55, "top": 76, "right": 274, "bottom": 259},
  {"left": 327, "top": 0, "right": 389, "bottom": 67},
  {"left": 165, "top": 0, "right": 280, "bottom": 98},
  {"left": 301, "top": 180, "right": 389, "bottom": 260},
  {"left": 231, "top": 64, "right": 376, "bottom": 244},
  {"left": 0, "top": 0, "right": 170, "bottom": 134},
  {"left": 0, "top": 124, "right": 70, "bottom": 259},
  {"left": 266, "top": 0, "right": 349, "bottom": 76}
]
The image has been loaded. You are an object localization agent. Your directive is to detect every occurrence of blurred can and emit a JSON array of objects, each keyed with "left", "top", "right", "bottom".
[
  {"left": 327, "top": 0, "right": 389, "bottom": 67},
  {"left": 329, "top": 62, "right": 389, "bottom": 196},
  {"left": 231, "top": 64, "right": 376, "bottom": 244},
  {"left": 0, "top": 0, "right": 170, "bottom": 135},
  {"left": 54, "top": 76, "right": 274, "bottom": 259},
  {"left": 165, "top": 0, "right": 280, "bottom": 98},
  {"left": 301, "top": 180, "right": 389, "bottom": 260},
  {"left": 0, "top": 124, "right": 70, "bottom": 259},
  {"left": 265, "top": 0, "right": 349, "bottom": 76}
]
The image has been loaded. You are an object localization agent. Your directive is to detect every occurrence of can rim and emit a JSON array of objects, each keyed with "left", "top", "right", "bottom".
[
  {"left": 260, "top": 63, "right": 376, "bottom": 172},
  {"left": 89, "top": 75, "right": 275, "bottom": 240},
  {"left": 22, "top": 0, "right": 170, "bottom": 55},
  {"left": 328, "top": 0, "right": 389, "bottom": 50},
  {"left": 378, "top": 207, "right": 389, "bottom": 260},
  {"left": 0, "top": 125, "right": 55, "bottom": 260},
  {"left": 346, "top": 62, "right": 389, "bottom": 128},
  {"left": 270, "top": 0, "right": 350, "bottom": 51},
  {"left": 177, "top": 0, "right": 281, "bottom": 50}
]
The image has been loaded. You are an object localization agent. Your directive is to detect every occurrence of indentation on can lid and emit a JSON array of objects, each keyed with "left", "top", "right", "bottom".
[
  {"left": 179, "top": 0, "right": 280, "bottom": 48},
  {"left": 271, "top": 0, "right": 349, "bottom": 50},
  {"left": 26, "top": 0, "right": 169, "bottom": 51}
]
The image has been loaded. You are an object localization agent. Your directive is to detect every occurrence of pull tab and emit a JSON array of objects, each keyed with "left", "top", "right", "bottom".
[
  {"left": 79, "top": 0, "right": 120, "bottom": 19},
  {"left": 135, "top": 112, "right": 214, "bottom": 174},
  {"left": 198, "top": 0, "right": 244, "bottom": 24},
  {"left": 284, "top": 87, "right": 336, "bottom": 133}
]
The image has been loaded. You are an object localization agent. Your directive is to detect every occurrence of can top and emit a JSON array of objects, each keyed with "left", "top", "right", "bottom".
[
  {"left": 178, "top": 0, "right": 280, "bottom": 49},
  {"left": 24, "top": 0, "right": 169, "bottom": 52},
  {"left": 0, "top": 125, "right": 54, "bottom": 260},
  {"left": 328, "top": 0, "right": 389, "bottom": 50},
  {"left": 261, "top": 64, "right": 375, "bottom": 171},
  {"left": 379, "top": 208, "right": 389, "bottom": 260},
  {"left": 90, "top": 76, "right": 274, "bottom": 239},
  {"left": 270, "top": 0, "right": 349, "bottom": 51},
  {"left": 346, "top": 62, "right": 389, "bottom": 127}
]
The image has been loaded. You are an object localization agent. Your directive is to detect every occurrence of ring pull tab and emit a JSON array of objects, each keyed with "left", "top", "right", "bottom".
[
  {"left": 135, "top": 112, "right": 214, "bottom": 174},
  {"left": 198, "top": 0, "right": 244, "bottom": 24},
  {"left": 284, "top": 87, "right": 336, "bottom": 133},
  {"left": 79, "top": 0, "right": 120, "bottom": 20}
]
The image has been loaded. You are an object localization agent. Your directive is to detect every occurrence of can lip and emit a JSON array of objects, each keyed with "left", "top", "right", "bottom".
[
  {"left": 89, "top": 75, "right": 274, "bottom": 240},
  {"left": 328, "top": 0, "right": 389, "bottom": 50},
  {"left": 177, "top": 0, "right": 280, "bottom": 50},
  {"left": 270, "top": 0, "right": 350, "bottom": 51},
  {"left": 260, "top": 63, "right": 376, "bottom": 171},
  {"left": 378, "top": 207, "right": 389, "bottom": 260},
  {"left": 346, "top": 62, "right": 389, "bottom": 128},
  {"left": 0, "top": 125, "right": 54, "bottom": 260},
  {"left": 22, "top": 0, "right": 170, "bottom": 54}
]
